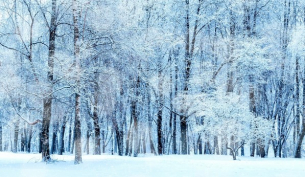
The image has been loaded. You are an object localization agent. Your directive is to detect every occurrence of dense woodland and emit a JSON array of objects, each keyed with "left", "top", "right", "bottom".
[{"left": 0, "top": 0, "right": 305, "bottom": 163}]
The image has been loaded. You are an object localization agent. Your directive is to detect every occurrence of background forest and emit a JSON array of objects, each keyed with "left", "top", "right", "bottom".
[{"left": 0, "top": 0, "right": 305, "bottom": 164}]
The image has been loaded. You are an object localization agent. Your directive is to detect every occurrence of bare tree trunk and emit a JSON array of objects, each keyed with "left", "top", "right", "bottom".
[
  {"left": 27, "top": 124, "right": 33, "bottom": 153},
  {"left": 68, "top": 118, "right": 72, "bottom": 153},
  {"left": 172, "top": 50, "right": 179, "bottom": 155},
  {"left": 86, "top": 129, "right": 90, "bottom": 155},
  {"left": 21, "top": 128, "right": 25, "bottom": 152},
  {"left": 180, "top": 0, "right": 190, "bottom": 155},
  {"left": 198, "top": 135, "right": 203, "bottom": 155},
  {"left": 157, "top": 58, "right": 163, "bottom": 155},
  {"left": 295, "top": 55, "right": 305, "bottom": 158},
  {"left": 112, "top": 103, "right": 123, "bottom": 156},
  {"left": 41, "top": 0, "right": 57, "bottom": 162},
  {"left": 125, "top": 110, "right": 133, "bottom": 156},
  {"left": 73, "top": 0, "right": 82, "bottom": 164},
  {"left": 214, "top": 136, "right": 219, "bottom": 155},
  {"left": 58, "top": 116, "right": 66, "bottom": 155},
  {"left": 93, "top": 96, "right": 101, "bottom": 155},
  {"left": 13, "top": 119, "right": 20, "bottom": 153},
  {"left": 133, "top": 76, "right": 140, "bottom": 157},
  {"left": 147, "top": 90, "right": 156, "bottom": 155}
]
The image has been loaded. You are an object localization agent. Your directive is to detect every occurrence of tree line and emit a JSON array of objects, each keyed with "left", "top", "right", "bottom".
[{"left": 0, "top": 0, "right": 305, "bottom": 163}]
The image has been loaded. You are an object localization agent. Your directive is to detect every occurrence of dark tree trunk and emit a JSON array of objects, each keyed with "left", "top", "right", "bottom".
[
  {"left": 21, "top": 130, "right": 25, "bottom": 152},
  {"left": 51, "top": 131, "right": 57, "bottom": 154},
  {"left": 93, "top": 110, "right": 100, "bottom": 155},
  {"left": 241, "top": 144, "right": 244, "bottom": 156},
  {"left": 157, "top": 107, "right": 163, "bottom": 155},
  {"left": 41, "top": 0, "right": 57, "bottom": 162},
  {"left": 112, "top": 105, "right": 123, "bottom": 156},
  {"left": 68, "top": 118, "right": 72, "bottom": 153},
  {"left": 180, "top": 0, "right": 191, "bottom": 156},
  {"left": 172, "top": 113, "right": 177, "bottom": 154},
  {"left": 71, "top": 127, "right": 75, "bottom": 154},
  {"left": 42, "top": 98, "right": 51, "bottom": 160},
  {"left": 74, "top": 93, "right": 82, "bottom": 164},
  {"left": 180, "top": 117, "right": 187, "bottom": 155},
  {"left": 86, "top": 129, "right": 90, "bottom": 155},
  {"left": 295, "top": 25, "right": 305, "bottom": 157},
  {"left": 58, "top": 117, "right": 66, "bottom": 155},
  {"left": 27, "top": 125, "right": 33, "bottom": 153},
  {"left": 116, "top": 130, "right": 124, "bottom": 156},
  {"left": 198, "top": 135, "right": 202, "bottom": 155},
  {"left": 101, "top": 130, "right": 105, "bottom": 153},
  {"left": 250, "top": 142, "right": 255, "bottom": 157},
  {"left": 51, "top": 123, "right": 58, "bottom": 154}
]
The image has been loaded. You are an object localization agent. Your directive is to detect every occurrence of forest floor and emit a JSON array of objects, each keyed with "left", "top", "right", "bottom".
[{"left": 0, "top": 152, "right": 304, "bottom": 177}]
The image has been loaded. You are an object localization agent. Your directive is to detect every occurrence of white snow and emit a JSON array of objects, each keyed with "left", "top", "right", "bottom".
[{"left": 0, "top": 152, "right": 304, "bottom": 177}]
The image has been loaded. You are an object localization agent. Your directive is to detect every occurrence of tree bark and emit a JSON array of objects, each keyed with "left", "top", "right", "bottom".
[
  {"left": 41, "top": 0, "right": 57, "bottom": 162},
  {"left": 58, "top": 116, "right": 66, "bottom": 155},
  {"left": 13, "top": 119, "right": 20, "bottom": 153},
  {"left": 132, "top": 76, "right": 140, "bottom": 157},
  {"left": 73, "top": 0, "right": 82, "bottom": 164}
]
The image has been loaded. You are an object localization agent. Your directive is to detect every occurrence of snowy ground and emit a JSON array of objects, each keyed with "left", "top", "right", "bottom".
[{"left": 0, "top": 152, "right": 305, "bottom": 177}]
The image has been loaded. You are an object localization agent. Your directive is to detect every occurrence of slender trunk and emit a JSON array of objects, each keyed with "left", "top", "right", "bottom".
[
  {"left": 58, "top": 117, "right": 66, "bottom": 155},
  {"left": 112, "top": 105, "right": 123, "bottom": 156},
  {"left": 21, "top": 129, "right": 24, "bottom": 152},
  {"left": 198, "top": 135, "right": 203, "bottom": 154},
  {"left": 13, "top": 119, "right": 19, "bottom": 153},
  {"left": 27, "top": 124, "right": 32, "bottom": 153},
  {"left": 147, "top": 90, "right": 156, "bottom": 155},
  {"left": 41, "top": 0, "right": 56, "bottom": 162},
  {"left": 125, "top": 109, "right": 133, "bottom": 156},
  {"left": 180, "top": 117, "right": 187, "bottom": 154},
  {"left": 172, "top": 50, "right": 178, "bottom": 155},
  {"left": 51, "top": 128, "right": 57, "bottom": 154},
  {"left": 68, "top": 118, "right": 72, "bottom": 153},
  {"left": 180, "top": 0, "right": 191, "bottom": 155},
  {"left": 294, "top": 57, "right": 305, "bottom": 158},
  {"left": 157, "top": 58, "right": 163, "bottom": 155},
  {"left": 38, "top": 130, "right": 42, "bottom": 153},
  {"left": 133, "top": 76, "right": 140, "bottom": 157},
  {"left": 295, "top": 55, "right": 300, "bottom": 145},
  {"left": 214, "top": 136, "right": 219, "bottom": 155},
  {"left": 73, "top": 0, "right": 82, "bottom": 164},
  {"left": 250, "top": 142, "right": 255, "bottom": 157},
  {"left": 93, "top": 99, "right": 101, "bottom": 155},
  {"left": 86, "top": 129, "right": 90, "bottom": 155}
]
